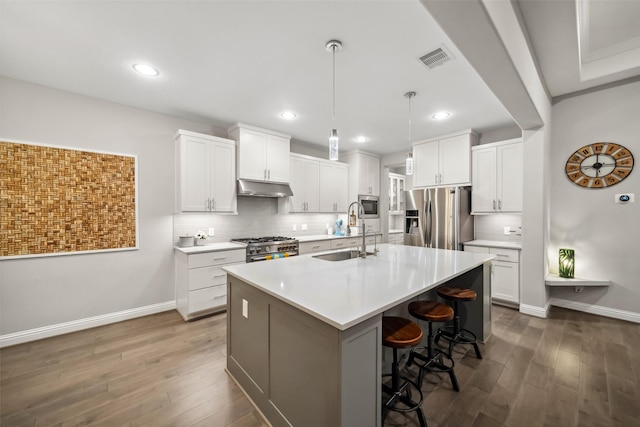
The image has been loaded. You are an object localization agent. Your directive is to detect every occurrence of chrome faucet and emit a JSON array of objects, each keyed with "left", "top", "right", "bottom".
[{"left": 348, "top": 201, "right": 367, "bottom": 258}]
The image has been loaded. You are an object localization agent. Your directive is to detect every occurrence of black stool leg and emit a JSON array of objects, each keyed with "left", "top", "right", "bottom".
[
  {"left": 382, "top": 348, "right": 428, "bottom": 427},
  {"left": 407, "top": 321, "right": 460, "bottom": 392},
  {"left": 435, "top": 300, "right": 483, "bottom": 360}
]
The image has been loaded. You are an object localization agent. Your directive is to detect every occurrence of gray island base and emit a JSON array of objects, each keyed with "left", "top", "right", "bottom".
[{"left": 224, "top": 244, "right": 493, "bottom": 427}]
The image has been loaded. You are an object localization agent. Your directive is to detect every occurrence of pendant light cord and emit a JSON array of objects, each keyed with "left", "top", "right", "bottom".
[{"left": 332, "top": 45, "right": 336, "bottom": 126}]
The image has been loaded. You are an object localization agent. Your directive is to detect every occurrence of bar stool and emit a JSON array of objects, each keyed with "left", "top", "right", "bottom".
[
  {"left": 435, "top": 287, "right": 482, "bottom": 359},
  {"left": 406, "top": 301, "right": 460, "bottom": 391},
  {"left": 381, "top": 316, "right": 427, "bottom": 427}
]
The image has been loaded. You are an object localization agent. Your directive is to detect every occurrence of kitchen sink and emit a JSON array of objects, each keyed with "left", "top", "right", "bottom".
[{"left": 312, "top": 250, "right": 375, "bottom": 261}]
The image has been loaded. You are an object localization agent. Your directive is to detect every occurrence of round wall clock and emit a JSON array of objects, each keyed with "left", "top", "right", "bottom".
[{"left": 565, "top": 142, "right": 634, "bottom": 188}]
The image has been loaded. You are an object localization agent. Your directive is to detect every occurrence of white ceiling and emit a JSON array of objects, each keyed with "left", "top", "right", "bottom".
[{"left": 2, "top": 1, "right": 639, "bottom": 157}]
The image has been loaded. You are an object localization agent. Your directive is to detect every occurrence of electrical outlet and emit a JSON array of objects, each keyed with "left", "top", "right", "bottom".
[
  {"left": 301, "top": 224, "right": 307, "bottom": 231},
  {"left": 208, "top": 227, "right": 215, "bottom": 236},
  {"left": 504, "top": 226, "right": 511, "bottom": 235},
  {"left": 242, "top": 299, "right": 249, "bottom": 318},
  {"left": 292, "top": 224, "right": 297, "bottom": 231}
]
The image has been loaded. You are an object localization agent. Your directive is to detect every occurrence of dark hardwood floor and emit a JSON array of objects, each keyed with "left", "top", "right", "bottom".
[{"left": 1, "top": 305, "right": 639, "bottom": 426}]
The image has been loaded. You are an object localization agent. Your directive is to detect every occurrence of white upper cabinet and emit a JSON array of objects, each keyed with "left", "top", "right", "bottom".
[
  {"left": 343, "top": 151, "right": 381, "bottom": 200},
  {"left": 319, "top": 161, "right": 349, "bottom": 213},
  {"left": 175, "top": 130, "right": 236, "bottom": 213},
  {"left": 228, "top": 123, "right": 290, "bottom": 183},
  {"left": 412, "top": 130, "right": 478, "bottom": 188},
  {"left": 388, "top": 173, "right": 405, "bottom": 214},
  {"left": 471, "top": 138, "right": 523, "bottom": 213},
  {"left": 289, "top": 154, "right": 320, "bottom": 212}
]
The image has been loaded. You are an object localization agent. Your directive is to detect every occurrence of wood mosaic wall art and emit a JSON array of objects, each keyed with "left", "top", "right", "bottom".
[{"left": 0, "top": 140, "right": 137, "bottom": 258}]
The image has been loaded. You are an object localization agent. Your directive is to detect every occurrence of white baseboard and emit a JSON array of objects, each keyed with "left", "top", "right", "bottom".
[
  {"left": 0, "top": 301, "right": 176, "bottom": 348},
  {"left": 519, "top": 302, "right": 550, "bottom": 318},
  {"left": 549, "top": 298, "right": 640, "bottom": 324}
]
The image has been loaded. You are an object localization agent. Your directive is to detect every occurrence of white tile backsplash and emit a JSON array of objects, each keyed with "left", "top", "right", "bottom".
[
  {"left": 473, "top": 213, "right": 522, "bottom": 242},
  {"left": 173, "top": 197, "right": 368, "bottom": 244}
]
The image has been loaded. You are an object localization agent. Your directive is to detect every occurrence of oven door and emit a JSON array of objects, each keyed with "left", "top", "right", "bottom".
[{"left": 358, "top": 195, "right": 379, "bottom": 219}]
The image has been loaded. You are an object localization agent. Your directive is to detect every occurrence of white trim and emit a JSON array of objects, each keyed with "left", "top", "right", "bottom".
[
  {"left": 550, "top": 298, "right": 640, "bottom": 324},
  {"left": 0, "top": 301, "right": 176, "bottom": 348},
  {"left": 519, "top": 302, "right": 550, "bottom": 318}
]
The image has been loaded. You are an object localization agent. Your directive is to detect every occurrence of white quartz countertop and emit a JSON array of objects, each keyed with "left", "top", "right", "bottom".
[
  {"left": 223, "top": 244, "right": 494, "bottom": 330},
  {"left": 463, "top": 240, "right": 522, "bottom": 250},
  {"left": 174, "top": 241, "right": 246, "bottom": 254}
]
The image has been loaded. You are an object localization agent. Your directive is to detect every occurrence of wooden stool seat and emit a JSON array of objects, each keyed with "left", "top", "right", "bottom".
[
  {"left": 408, "top": 300, "right": 454, "bottom": 322},
  {"left": 437, "top": 286, "right": 477, "bottom": 301},
  {"left": 381, "top": 316, "right": 427, "bottom": 427},
  {"left": 382, "top": 316, "right": 423, "bottom": 348}
]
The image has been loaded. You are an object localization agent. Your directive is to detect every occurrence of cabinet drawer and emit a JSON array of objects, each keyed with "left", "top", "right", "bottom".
[
  {"left": 331, "top": 238, "right": 359, "bottom": 249},
  {"left": 365, "top": 235, "right": 380, "bottom": 245},
  {"left": 188, "top": 249, "right": 245, "bottom": 268},
  {"left": 188, "top": 265, "right": 227, "bottom": 291},
  {"left": 189, "top": 285, "right": 226, "bottom": 313},
  {"left": 489, "top": 248, "right": 519, "bottom": 263},
  {"left": 464, "top": 245, "right": 490, "bottom": 254},
  {"left": 300, "top": 240, "right": 332, "bottom": 254}
]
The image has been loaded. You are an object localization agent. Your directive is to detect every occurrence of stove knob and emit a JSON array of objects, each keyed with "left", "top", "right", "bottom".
[
  {"left": 249, "top": 248, "right": 255, "bottom": 254},
  {"left": 265, "top": 246, "right": 270, "bottom": 252}
]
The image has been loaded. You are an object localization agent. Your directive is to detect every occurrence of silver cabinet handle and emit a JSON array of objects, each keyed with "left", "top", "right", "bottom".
[
  {"left": 493, "top": 200, "right": 496, "bottom": 210},
  {"left": 211, "top": 197, "right": 215, "bottom": 211},
  {"left": 435, "top": 174, "right": 438, "bottom": 184},
  {"left": 498, "top": 199, "right": 502, "bottom": 210},
  {"left": 213, "top": 274, "right": 226, "bottom": 278},
  {"left": 312, "top": 245, "right": 320, "bottom": 249},
  {"left": 264, "top": 169, "right": 267, "bottom": 180},
  {"left": 268, "top": 169, "right": 271, "bottom": 180},
  {"left": 213, "top": 257, "right": 226, "bottom": 261}
]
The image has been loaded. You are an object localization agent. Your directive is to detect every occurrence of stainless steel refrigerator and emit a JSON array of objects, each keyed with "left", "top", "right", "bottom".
[{"left": 404, "top": 187, "right": 473, "bottom": 250}]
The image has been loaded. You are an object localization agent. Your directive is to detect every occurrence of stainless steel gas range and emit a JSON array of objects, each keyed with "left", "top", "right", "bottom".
[{"left": 230, "top": 236, "right": 299, "bottom": 262}]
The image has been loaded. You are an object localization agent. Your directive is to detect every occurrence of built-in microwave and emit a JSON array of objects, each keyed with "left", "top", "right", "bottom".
[{"left": 358, "top": 194, "right": 380, "bottom": 219}]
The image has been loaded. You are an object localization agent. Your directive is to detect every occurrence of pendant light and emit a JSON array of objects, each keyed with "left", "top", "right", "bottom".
[
  {"left": 404, "top": 91, "right": 416, "bottom": 175},
  {"left": 326, "top": 40, "right": 342, "bottom": 161}
]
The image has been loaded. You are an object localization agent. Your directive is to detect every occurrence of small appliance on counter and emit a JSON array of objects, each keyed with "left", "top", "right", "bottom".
[
  {"left": 178, "top": 235, "right": 195, "bottom": 247},
  {"left": 230, "top": 236, "right": 299, "bottom": 262}
]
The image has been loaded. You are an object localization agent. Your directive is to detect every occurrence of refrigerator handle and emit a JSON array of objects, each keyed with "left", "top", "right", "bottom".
[{"left": 425, "top": 197, "right": 432, "bottom": 247}]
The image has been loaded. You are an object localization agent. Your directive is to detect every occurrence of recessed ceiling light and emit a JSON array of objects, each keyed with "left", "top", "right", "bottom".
[
  {"left": 354, "top": 136, "right": 369, "bottom": 143},
  {"left": 132, "top": 63, "right": 159, "bottom": 77},
  {"left": 280, "top": 111, "right": 297, "bottom": 120},
  {"left": 432, "top": 111, "right": 450, "bottom": 120}
]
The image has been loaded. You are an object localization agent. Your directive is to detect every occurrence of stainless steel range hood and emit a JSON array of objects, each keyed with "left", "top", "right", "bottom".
[{"left": 237, "top": 179, "right": 293, "bottom": 198}]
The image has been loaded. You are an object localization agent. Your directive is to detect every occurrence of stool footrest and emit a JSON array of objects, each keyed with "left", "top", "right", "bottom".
[{"left": 407, "top": 347, "right": 460, "bottom": 392}]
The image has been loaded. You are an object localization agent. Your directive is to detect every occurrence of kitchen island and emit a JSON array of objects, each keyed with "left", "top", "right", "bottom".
[{"left": 223, "top": 244, "right": 493, "bottom": 427}]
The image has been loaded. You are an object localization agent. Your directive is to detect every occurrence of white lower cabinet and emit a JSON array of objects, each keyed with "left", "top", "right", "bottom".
[
  {"left": 175, "top": 248, "right": 245, "bottom": 320},
  {"left": 388, "top": 233, "right": 404, "bottom": 244},
  {"left": 299, "top": 240, "right": 332, "bottom": 255},
  {"left": 464, "top": 245, "right": 520, "bottom": 305},
  {"left": 331, "top": 238, "right": 360, "bottom": 250}
]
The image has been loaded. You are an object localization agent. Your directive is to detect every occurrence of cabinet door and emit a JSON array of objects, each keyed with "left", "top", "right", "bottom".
[
  {"left": 289, "top": 156, "right": 306, "bottom": 212},
  {"left": 439, "top": 134, "right": 471, "bottom": 185},
  {"left": 179, "top": 136, "right": 210, "bottom": 212},
  {"left": 237, "top": 129, "right": 267, "bottom": 181},
  {"left": 319, "top": 162, "right": 347, "bottom": 212},
  {"left": 211, "top": 141, "right": 236, "bottom": 212},
  {"left": 471, "top": 147, "right": 497, "bottom": 213},
  {"left": 266, "top": 134, "right": 290, "bottom": 183},
  {"left": 333, "top": 163, "right": 349, "bottom": 212},
  {"left": 366, "top": 155, "right": 380, "bottom": 196},
  {"left": 492, "top": 260, "right": 519, "bottom": 303},
  {"left": 303, "top": 159, "right": 320, "bottom": 212},
  {"left": 413, "top": 141, "right": 438, "bottom": 187},
  {"left": 497, "top": 143, "right": 523, "bottom": 212}
]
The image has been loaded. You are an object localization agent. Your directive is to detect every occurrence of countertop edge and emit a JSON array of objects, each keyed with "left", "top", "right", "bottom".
[{"left": 463, "top": 240, "right": 522, "bottom": 250}]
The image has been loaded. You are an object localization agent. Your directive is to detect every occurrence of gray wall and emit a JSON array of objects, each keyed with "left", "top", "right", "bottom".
[
  {"left": 549, "top": 81, "right": 640, "bottom": 317},
  {"left": 0, "top": 77, "right": 223, "bottom": 335}
]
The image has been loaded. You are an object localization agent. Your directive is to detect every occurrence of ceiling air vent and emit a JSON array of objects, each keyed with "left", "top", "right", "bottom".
[{"left": 418, "top": 46, "right": 453, "bottom": 70}]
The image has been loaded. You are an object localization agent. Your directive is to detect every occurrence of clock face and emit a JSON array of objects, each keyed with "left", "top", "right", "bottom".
[{"left": 565, "top": 143, "right": 634, "bottom": 188}]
